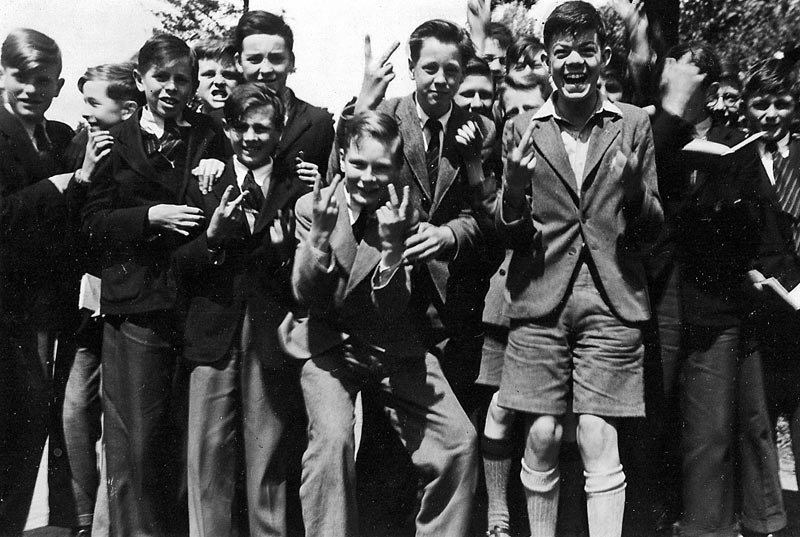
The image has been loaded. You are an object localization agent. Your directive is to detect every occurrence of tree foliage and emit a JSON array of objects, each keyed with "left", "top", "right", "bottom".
[
  {"left": 678, "top": 0, "right": 800, "bottom": 71},
  {"left": 152, "top": 0, "right": 248, "bottom": 42}
]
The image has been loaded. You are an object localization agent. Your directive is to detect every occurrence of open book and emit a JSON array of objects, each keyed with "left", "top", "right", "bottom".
[
  {"left": 749, "top": 269, "right": 800, "bottom": 310},
  {"left": 682, "top": 131, "right": 764, "bottom": 157}
]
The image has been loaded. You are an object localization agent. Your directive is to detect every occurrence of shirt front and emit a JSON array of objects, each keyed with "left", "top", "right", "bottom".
[
  {"left": 233, "top": 156, "right": 273, "bottom": 232},
  {"left": 757, "top": 132, "right": 791, "bottom": 185},
  {"left": 533, "top": 95, "right": 622, "bottom": 193},
  {"left": 415, "top": 98, "right": 452, "bottom": 162},
  {"left": 139, "top": 106, "right": 190, "bottom": 140}
]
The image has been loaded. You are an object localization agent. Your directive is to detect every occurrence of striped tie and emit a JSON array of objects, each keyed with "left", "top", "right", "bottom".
[
  {"left": 773, "top": 147, "right": 800, "bottom": 253},
  {"left": 425, "top": 118, "right": 441, "bottom": 194}
]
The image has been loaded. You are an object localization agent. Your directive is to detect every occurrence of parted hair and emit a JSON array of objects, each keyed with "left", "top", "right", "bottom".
[
  {"left": 192, "top": 37, "right": 236, "bottom": 64},
  {"left": 138, "top": 34, "right": 198, "bottom": 83},
  {"left": 743, "top": 58, "right": 800, "bottom": 102},
  {"left": 78, "top": 62, "right": 143, "bottom": 105},
  {"left": 543, "top": 1, "right": 606, "bottom": 51},
  {"left": 342, "top": 110, "right": 403, "bottom": 164},
  {"left": 223, "top": 82, "right": 285, "bottom": 131},
  {"left": 234, "top": 10, "right": 294, "bottom": 55},
  {"left": 408, "top": 19, "right": 474, "bottom": 67},
  {"left": 1, "top": 28, "right": 62, "bottom": 73}
]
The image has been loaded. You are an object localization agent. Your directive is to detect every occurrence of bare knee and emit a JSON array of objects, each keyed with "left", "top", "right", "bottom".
[
  {"left": 484, "top": 392, "right": 516, "bottom": 439},
  {"left": 524, "top": 414, "right": 562, "bottom": 470},
  {"left": 576, "top": 414, "right": 620, "bottom": 472}
]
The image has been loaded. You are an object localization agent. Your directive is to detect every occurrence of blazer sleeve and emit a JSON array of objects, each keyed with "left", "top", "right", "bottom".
[
  {"left": 291, "top": 190, "right": 340, "bottom": 309},
  {"left": 623, "top": 114, "right": 664, "bottom": 249},
  {"left": 494, "top": 117, "right": 539, "bottom": 251},
  {"left": 1, "top": 178, "right": 63, "bottom": 243}
]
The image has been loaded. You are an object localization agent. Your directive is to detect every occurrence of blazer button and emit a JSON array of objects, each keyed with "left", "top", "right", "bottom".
[
  {"left": 499, "top": 269, "right": 506, "bottom": 276},
  {"left": 568, "top": 247, "right": 577, "bottom": 255}
]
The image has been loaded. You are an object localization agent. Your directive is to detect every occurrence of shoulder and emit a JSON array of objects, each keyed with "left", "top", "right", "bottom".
[
  {"left": 376, "top": 95, "right": 407, "bottom": 115},
  {"left": 292, "top": 95, "right": 333, "bottom": 123},
  {"left": 185, "top": 108, "right": 223, "bottom": 134},
  {"left": 45, "top": 118, "right": 74, "bottom": 139},
  {"left": 613, "top": 102, "right": 650, "bottom": 126}
]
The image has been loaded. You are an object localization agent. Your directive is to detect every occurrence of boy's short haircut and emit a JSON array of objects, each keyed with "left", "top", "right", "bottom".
[
  {"left": 138, "top": 34, "right": 198, "bottom": 82},
  {"left": 1, "top": 28, "right": 62, "bottom": 73},
  {"left": 464, "top": 56, "right": 494, "bottom": 86},
  {"left": 343, "top": 110, "right": 403, "bottom": 164},
  {"left": 719, "top": 73, "right": 742, "bottom": 92},
  {"left": 543, "top": 1, "right": 606, "bottom": 51},
  {"left": 499, "top": 71, "right": 553, "bottom": 102},
  {"left": 223, "top": 82, "right": 285, "bottom": 131},
  {"left": 234, "top": 10, "right": 294, "bottom": 55},
  {"left": 193, "top": 37, "right": 236, "bottom": 65},
  {"left": 408, "top": 19, "right": 474, "bottom": 67},
  {"left": 78, "top": 62, "right": 144, "bottom": 106},
  {"left": 743, "top": 58, "right": 800, "bottom": 102},
  {"left": 486, "top": 22, "right": 513, "bottom": 51},
  {"left": 664, "top": 42, "right": 721, "bottom": 88},
  {"left": 506, "top": 36, "right": 545, "bottom": 72}
]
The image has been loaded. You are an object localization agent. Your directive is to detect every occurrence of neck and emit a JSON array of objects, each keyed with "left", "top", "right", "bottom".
[{"left": 554, "top": 92, "right": 598, "bottom": 128}]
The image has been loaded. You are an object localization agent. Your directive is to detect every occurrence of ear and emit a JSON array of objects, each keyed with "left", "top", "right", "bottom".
[
  {"left": 705, "top": 81, "right": 720, "bottom": 105},
  {"left": 120, "top": 100, "right": 138, "bottom": 121},
  {"left": 235, "top": 52, "right": 244, "bottom": 74},
  {"left": 55, "top": 78, "right": 65, "bottom": 97},
  {"left": 542, "top": 51, "right": 550, "bottom": 69},
  {"left": 223, "top": 120, "right": 234, "bottom": 142},
  {"left": 339, "top": 146, "right": 345, "bottom": 171},
  {"left": 408, "top": 58, "right": 415, "bottom": 80},
  {"left": 133, "top": 69, "right": 145, "bottom": 92},
  {"left": 288, "top": 52, "right": 296, "bottom": 74},
  {"left": 602, "top": 46, "right": 612, "bottom": 67}
]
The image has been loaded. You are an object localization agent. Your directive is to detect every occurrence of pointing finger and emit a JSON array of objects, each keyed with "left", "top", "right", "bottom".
[{"left": 378, "top": 40, "right": 401, "bottom": 66}]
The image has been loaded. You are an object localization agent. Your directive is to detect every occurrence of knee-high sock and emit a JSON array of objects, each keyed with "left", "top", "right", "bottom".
[
  {"left": 520, "top": 459, "right": 559, "bottom": 537},
  {"left": 482, "top": 435, "right": 513, "bottom": 531},
  {"left": 584, "top": 464, "right": 626, "bottom": 537}
]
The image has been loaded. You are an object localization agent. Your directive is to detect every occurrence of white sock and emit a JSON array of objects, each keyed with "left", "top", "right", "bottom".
[
  {"left": 520, "top": 459, "right": 559, "bottom": 537},
  {"left": 584, "top": 464, "right": 626, "bottom": 537}
]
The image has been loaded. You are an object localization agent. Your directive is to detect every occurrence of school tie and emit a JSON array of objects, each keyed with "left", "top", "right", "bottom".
[
  {"left": 159, "top": 118, "right": 187, "bottom": 162},
  {"left": 771, "top": 144, "right": 800, "bottom": 253},
  {"left": 352, "top": 212, "right": 368, "bottom": 243},
  {"left": 241, "top": 170, "right": 265, "bottom": 212},
  {"left": 425, "top": 118, "right": 441, "bottom": 193}
]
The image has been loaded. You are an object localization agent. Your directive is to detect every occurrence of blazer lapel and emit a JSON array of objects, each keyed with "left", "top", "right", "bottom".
[
  {"left": 329, "top": 184, "right": 357, "bottom": 276},
  {"left": 531, "top": 119, "right": 578, "bottom": 198},
  {"left": 431, "top": 108, "right": 462, "bottom": 214},
  {"left": 116, "top": 113, "right": 160, "bottom": 183},
  {"left": 0, "top": 107, "right": 51, "bottom": 188},
  {"left": 207, "top": 163, "right": 238, "bottom": 212},
  {"left": 581, "top": 117, "right": 621, "bottom": 192},
  {"left": 277, "top": 96, "right": 311, "bottom": 159},
  {"left": 344, "top": 218, "right": 381, "bottom": 297},
  {"left": 253, "top": 174, "right": 305, "bottom": 235},
  {"left": 397, "top": 96, "right": 432, "bottom": 200}
]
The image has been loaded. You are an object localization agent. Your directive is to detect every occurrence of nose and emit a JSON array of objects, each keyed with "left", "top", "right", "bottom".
[
  {"left": 164, "top": 77, "right": 176, "bottom": 92},
  {"left": 243, "top": 126, "right": 258, "bottom": 141},
  {"left": 765, "top": 103, "right": 779, "bottom": 118},
  {"left": 711, "top": 95, "right": 725, "bottom": 111},
  {"left": 212, "top": 72, "right": 225, "bottom": 86},
  {"left": 470, "top": 93, "right": 482, "bottom": 111}
]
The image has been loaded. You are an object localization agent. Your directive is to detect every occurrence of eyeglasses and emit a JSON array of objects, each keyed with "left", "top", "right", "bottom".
[{"left": 720, "top": 92, "right": 740, "bottom": 103}]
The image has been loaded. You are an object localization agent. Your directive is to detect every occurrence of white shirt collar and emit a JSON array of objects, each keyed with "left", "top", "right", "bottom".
[
  {"left": 233, "top": 156, "right": 273, "bottom": 189},
  {"left": 533, "top": 93, "right": 622, "bottom": 123},
  {"left": 139, "top": 106, "right": 190, "bottom": 139},
  {"left": 415, "top": 97, "right": 452, "bottom": 133},
  {"left": 343, "top": 186, "right": 361, "bottom": 225},
  {"left": 693, "top": 116, "right": 713, "bottom": 140},
  {"left": 760, "top": 132, "right": 792, "bottom": 158}
]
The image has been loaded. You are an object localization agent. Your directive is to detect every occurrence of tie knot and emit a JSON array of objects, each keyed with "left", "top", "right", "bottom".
[
  {"left": 765, "top": 139, "right": 779, "bottom": 155},
  {"left": 425, "top": 118, "right": 441, "bottom": 135}
]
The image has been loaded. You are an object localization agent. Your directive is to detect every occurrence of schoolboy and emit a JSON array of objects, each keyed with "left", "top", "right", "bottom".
[
  {"left": 280, "top": 109, "right": 477, "bottom": 537},
  {"left": 234, "top": 10, "right": 334, "bottom": 185},
  {"left": 173, "top": 82, "right": 304, "bottom": 537},
  {"left": 498, "top": 70, "right": 551, "bottom": 123},
  {"left": 496, "top": 3, "right": 662, "bottom": 536},
  {"left": 61, "top": 61, "right": 142, "bottom": 537},
  {"left": 455, "top": 55, "right": 495, "bottom": 118},
  {"left": 0, "top": 27, "right": 81, "bottom": 535},
  {"left": 649, "top": 43, "right": 787, "bottom": 537},
  {"left": 192, "top": 38, "right": 239, "bottom": 119},
  {"left": 82, "top": 33, "right": 226, "bottom": 536}
]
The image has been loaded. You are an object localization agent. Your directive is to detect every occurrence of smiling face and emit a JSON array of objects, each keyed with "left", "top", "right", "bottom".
[
  {"left": 546, "top": 30, "right": 608, "bottom": 108},
  {"left": 341, "top": 135, "right": 399, "bottom": 211},
  {"left": 135, "top": 57, "right": 194, "bottom": 121},
  {"left": 226, "top": 104, "right": 280, "bottom": 169},
  {"left": 454, "top": 73, "right": 494, "bottom": 117},
  {"left": 197, "top": 58, "right": 239, "bottom": 112},
  {"left": 410, "top": 37, "right": 464, "bottom": 119},
  {"left": 236, "top": 33, "right": 294, "bottom": 95},
  {"left": 2, "top": 63, "right": 64, "bottom": 124},
  {"left": 81, "top": 79, "right": 131, "bottom": 129},
  {"left": 745, "top": 93, "right": 796, "bottom": 142}
]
